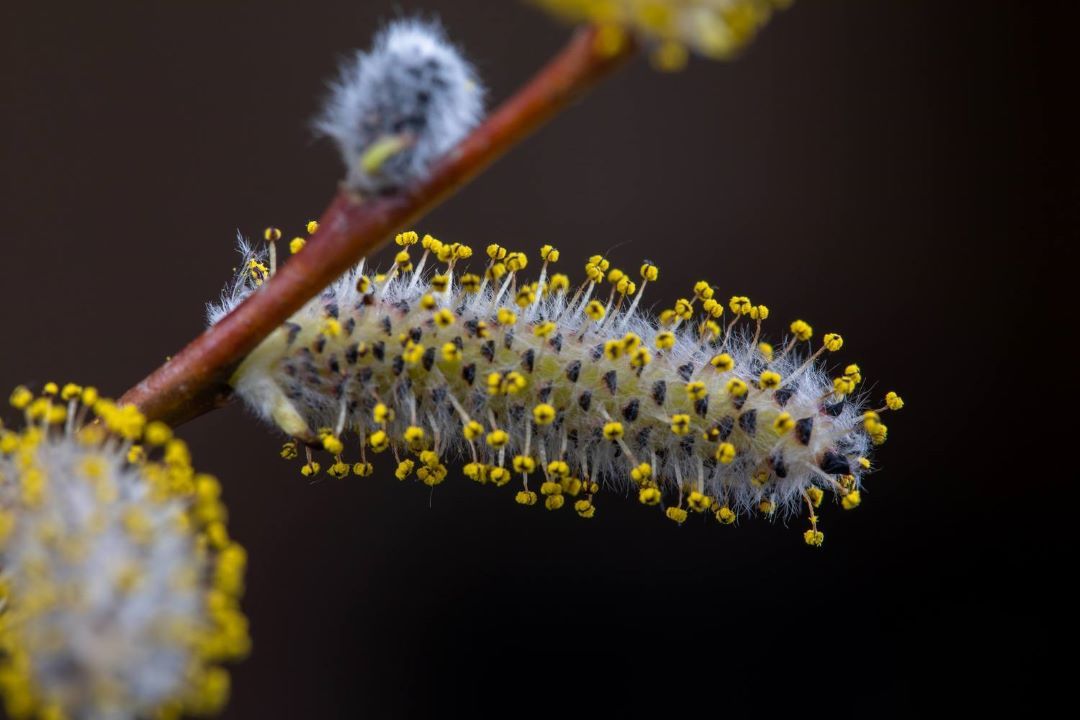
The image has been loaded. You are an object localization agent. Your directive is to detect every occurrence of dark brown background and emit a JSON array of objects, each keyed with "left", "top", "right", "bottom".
[{"left": 1, "top": 1, "right": 1071, "bottom": 717}]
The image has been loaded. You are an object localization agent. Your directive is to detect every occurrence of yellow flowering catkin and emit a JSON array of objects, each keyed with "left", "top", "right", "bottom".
[
  {"left": 534, "top": 0, "right": 792, "bottom": 70},
  {"left": 213, "top": 228, "right": 902, "bottom": 545},
  {"left": 0, "top": 385, "right": 248, "bottom": 719}
]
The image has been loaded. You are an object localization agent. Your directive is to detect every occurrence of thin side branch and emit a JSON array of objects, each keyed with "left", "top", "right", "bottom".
[{"left": 119, "top": 26, "right": 635, "bottom": 426}]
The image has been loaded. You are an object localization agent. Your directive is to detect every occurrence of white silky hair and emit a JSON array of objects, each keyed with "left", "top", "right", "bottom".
[{"left": 314, "top": 18, "right": 485, "bottom": 194}]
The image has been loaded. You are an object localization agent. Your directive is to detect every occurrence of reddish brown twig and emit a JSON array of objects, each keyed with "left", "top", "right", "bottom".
[{"left": 119, "top": 25, "right": 635, "bottom": 427}]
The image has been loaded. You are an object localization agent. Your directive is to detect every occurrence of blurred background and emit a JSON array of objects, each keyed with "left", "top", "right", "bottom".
[{"left": 1, "top": 1, "right": 1070, "bottom": 716}]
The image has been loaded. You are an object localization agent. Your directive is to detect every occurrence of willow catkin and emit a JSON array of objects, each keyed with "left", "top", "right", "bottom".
[{"left": 211, "top": 229, "right": 902, "bottom": 545}]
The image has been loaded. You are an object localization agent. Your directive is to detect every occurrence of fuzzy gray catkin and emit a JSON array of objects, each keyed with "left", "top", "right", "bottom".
[
  {"left": 210, "top": 231, "right": 903, "bottom": 545},
  {"left": 314, "top": 18, "right": 485, "bottom": 195},
  {"left": 0, "top": 386, "right": 248, "bottom": 719}
]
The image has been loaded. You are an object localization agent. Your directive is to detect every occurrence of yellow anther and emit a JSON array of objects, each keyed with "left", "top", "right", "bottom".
[
  {"left": 463, "top": 462, "right": 487, "bottom": 482},
  {"left": 356, "top": 276, "right": 372, "bottom": 293},
  {"left": 833, "top": 376, "right": 855, "bottom": 396},
  {"left": 533, "top": 403, "right": 556, "bottom": 425},
  {"left": 674, "top": 298, "right": 694, "bottom": 320},
  {"left": 431, "top": 274, "right": 450, "bottom": 293},
  {"left": 322, "top": 435, "right": 344, "bottom": 455},
  {"left": 497, "top": 308, "right": 517, "bottom": 326},
  {"left": 144, "top": 421, "right": 172, "bottom": 446},
  {"left": 804, "top": 529, "right": 824, "bottom": 547},
  {"left": 263, "top": 227, "right": 282, "bottom": 242},
  {"left": 665, "top": 506, "right": 688, "bottom": 523},
  {"left": 540, "top": 480, "right": 562, "bottom": 496},
  {"left": 685, "top": 382, "right": 707, "bottom": 401},
  {"left": 486, "top": 372, "right": 503, "bottom": 395},
  {"left": 353, "top": 462, "right": 374, "bottom": 477},
  {"left": 715, "top": 506, "right": 736, "bottom": 524},
  {"left": 602, "top": 421, "right": 624, "bottom": 441},
  {"left": 758, "top": 499, "right": 775, "bottom": 514},
  {"left": 638, "top": 486, "right": 661, "bottom": 506},
  {"left": 280, "top": 441, "right": 298, "bottom": 460},
  {"left": 823, "top": 333, "right": 844, "bottom": 352},
  {"left": 458, "top": 420, "right": 483, "bottom": 441},
  {"left": 615, "top": 277, "right": 636, "bottom": 295},
  {"left": 693, "top": 281, "right": 714, "bottom": 301},
  {"left": 489, "top": 467, "right": 510, "bottom": 486},
  {"left": 433, "top": 308, "right": 455, "bottom": 328},
  {"left": 301, "top": 461, "right": 321, "bottom": 477},
  {"left": 603, "top": 340, "right": 623, "bottom": 361},
  {"left": 60, "top": 383, "right": 82, "bottom": 401},
  {"left": 585, "top": 300, "right": 606, "bottom": 321},
  {"left": 394, "top": 249, "right": 411, "bottom": 265},
  {"left": 486, "top": 429, "right": 509, "bottom": 448},
  {"left": 395, "top": 460, "right": 415, "bottom": 480},
  {"left": 687, "top": 491, "right": 712, "bottom": 513},
  {"left": 421, "top": 233, "right": 443, "bottom": 251},
  {"left": 575, "top": 498, "right": 596, "bottom": 518},
  {"left": 545, "top": 494, "right": 565, "bottom": 510},
  {"left": 515, "top": 490, "right": 538, "bottom": 506},
  {"left": 548, "top": 273, "right": 569, "bottom": 293},
  {"left": 10, "top": 386, "right": 32, "bottom": 409},
  {"left": 306, "top": 220, "right": 319, "bottom": 234},
  {"left": 395, "top": 231, "right": 419, "bottom": 246},
  {"left": 486, "top": 243, "right": 507, "bottom": 260},
  {"left": 758, "top": 342, "right": 774, "bottom": 362},
  {"left": 749, "top": 305, "right": 769, "bottom": 320},
  {"left": 759, "top": 370, "right": 782, "bottom": 389},
  {"left": 503, "top": 372, "right": 527, "bottom": 394},
  {"left": 806, "top": 487, "right": 824, "bottom": 508},
  {"left": 321, "top": 317, "right": 342, "bottom": 338},
  {"left": 403, "top": 426, "right": 426, "bottom": 447},
  {"left": 460, "top": 273, "right": 481, "bottom": 292},
  {"left": 441, "top": 342, "right": 462, "bottom": 363},
  {"left": 606, "top": 268, "right": 625, "bottom": 284},
  {"left": 475, "top": 321, "right": 490, "bottom": 339},
  {"left": 655, "top": 331, "right": 675, "bottom": 350},
  {"left": 844, "top": 364, "right": 862, "bottom": 384},
  {"left": 702, "top": 298, "right": 724, "bottom": 318},
  {"left": 512, "top": 455, "right": 536, "bottom": 474},
  {"left": 772, "top": 412, "right": 794, "bottom": 434},
  {"left": 289, "top": 237, "right": 306, "bottom": 254},
  {"left": 368, "top": 430, "right": 389, "bottom": 452},
  {"left": 858, "top": 457, "right": 871, "bottom": 470},
  {"left": 630, "top": 347, "right": 652, "bottom": 369},
  {"left": 547, "top": 460, "right": 570, "bottom": 478},
  {"left": 630, "top": 462, "right": 653, "bottom": 483},
  {"left": 505, "top": 252, "right": 527, "bottom": 272},
  {"left": 373, "top": 403, "right": 395, "bottom": 425},
  {"left": 402, "top": 342, "right": 425, "bottom": 365},
  {"left": 729, "top": 296, "right": 752, "bottom": 315},
  {"left": 540, "top": 244, "right": 560, "bottom": 262},
  {"left": 670, "top": 414, "right": 691, "bottom": 436},
  {"left": 725, "top": 378, "right": 748, "bottom": 397},
  {"left": 710, "top": 353, "right": 734, "bottom": 372},
  {"left": 842, "top": 490, "right": 862, "bottom": 510},
  {"left": 81, "top": 386, "right": 99, "bottom": 405},
  {"left": 639, "top": 262, "right": 659, "bottom": 281},
  {"left": 659, "top": 309, "right": 677, "bottom": 326},
  {"left": 533, "top": 321, "right": 557, "bottom": 338},
  {"left": 515, "top": 286, "right": 536, "bottom": 307},
  {"left": 561, "top": 477, "right": 582, "bottom": 495},
  {"left": 715, "top": 442, "right": 736, "bottom": 464},
  {"left": 789, "top": 319, "right": 813, "bottom": 341},
  {"left": 885, "top": 391, "right": 904, "bottom": 410}
]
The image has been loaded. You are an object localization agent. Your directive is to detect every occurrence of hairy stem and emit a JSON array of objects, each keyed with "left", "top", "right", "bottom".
[{"left": 119, "top": 26, "right": 636, "bottom": 426}]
